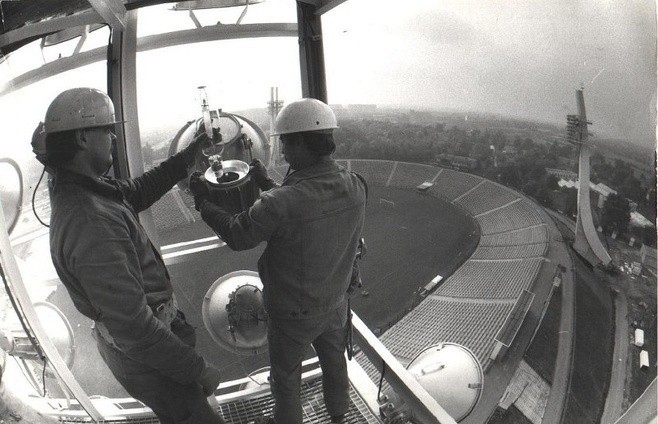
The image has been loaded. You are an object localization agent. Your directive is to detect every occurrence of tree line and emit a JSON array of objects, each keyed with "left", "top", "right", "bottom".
[{"left": 333, "top": 118, "right": 657, "bottom": 246}]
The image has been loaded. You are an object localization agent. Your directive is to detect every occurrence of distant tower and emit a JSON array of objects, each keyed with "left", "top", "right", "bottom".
[
  {"left": 569, "top": 89, "right": 612, "bottom": 267},
  {"left": 267, "top": 87, "right": 284, "bottom": 166}
]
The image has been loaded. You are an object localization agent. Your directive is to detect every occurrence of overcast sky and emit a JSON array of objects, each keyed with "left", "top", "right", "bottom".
[
  {"left": 322, "top": 0, "right": 656, "bottom": 147},
  {"left": 1, "top": 0, "right": 655, "bottom": 151}
]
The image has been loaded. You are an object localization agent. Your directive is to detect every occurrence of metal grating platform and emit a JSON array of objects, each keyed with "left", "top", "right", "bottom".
[
  {"left": 217, "top": 376, "right": 381, "bottom": 423},
  {"left": 60, "top": 376, "right": 381, "bottom": 424}
]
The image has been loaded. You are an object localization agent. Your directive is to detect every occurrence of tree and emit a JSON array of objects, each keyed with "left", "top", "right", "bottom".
[
  {"left": 499, "top": 163, "right": 522, "bottom": 189},
  {"left": 642, "top": 226, "right": 657, "bottom": 247},
  {"left": 611, "top": 159, "right": 633, "bottom": 187},
  {"left": 601, "top": 193, "right": 631, "bottom": 235},
  {"left": 142, "top": 142, "right": 156, "bottom": 167},
  {"left": 562, "top": 187, "right": 578, "bottom": 216},
  {"left": 620, "top": 175, "right": 645, "bottom": 203},
  {"left": 546, "top": 174, "right": 559, "bottom": 191}
]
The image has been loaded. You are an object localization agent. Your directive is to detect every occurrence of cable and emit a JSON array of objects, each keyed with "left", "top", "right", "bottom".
[
  {"left": 377, "top": 360, "right": 387, "bottom": 402},
  {"left": 41, "top": 357, "right": 47, "bottom": 396},
  {"left": 32, "top": 166, "right": 49, "bottom": 227}
]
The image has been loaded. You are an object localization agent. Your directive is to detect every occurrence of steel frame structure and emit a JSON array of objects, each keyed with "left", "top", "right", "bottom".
[{"left": 0, "top": 1, "right": 456, "bottom": 422}]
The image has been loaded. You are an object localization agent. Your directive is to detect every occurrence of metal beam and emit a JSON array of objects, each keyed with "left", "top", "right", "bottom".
[
  {"left": 351, "top": 312, "right": 458, "bottom": 424},
  {"left": 172, "top": 0, "right": 265, "bottom": 10},
  {"left": 87, "top": 0, "right": 127, "bottom": 32},
  {"left": 135, "top": 22, "right": 297, "bottom": 51},
  {"left": 120, "top": 10, "right": 164, "bottom": 248},
  {"left": 296, "top": 1, "right": 327, "bottom": 102},
  {"left": 0, "top": 11, "right": 103, "bottom": 51},
  {"left": 0, "top": 23, "right": 297, "bottom": 97},
  {"left": 295, "top": 0, "right": 348, "bottom": 14},
  {"left": 315, "top": 0, "right": 349, "bottom": 15},
  {"left": 107, "top": 27, "right": 129, "bottom": 179}
]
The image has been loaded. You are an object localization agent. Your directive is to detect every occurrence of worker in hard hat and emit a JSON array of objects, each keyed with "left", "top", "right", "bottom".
[
  {"left": 189, "top": 98, "right": 367, "bottom": 424},
  {"left": 39, "top": 88, "right": 226, "bottom": 424}
]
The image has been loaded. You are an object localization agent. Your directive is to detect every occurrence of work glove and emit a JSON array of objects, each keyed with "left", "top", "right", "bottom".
[
  {"left": 189, "top": 171, "right": 210, "bottom": 211},
  {"left": 249, "top": 159, "right": 276, "bottom": 191},
  {"left": 180, "top": 132, "right": 212, "bottom": 167},
  {"left": 197, "top": 363, "right": 221, "bottom": 397}
]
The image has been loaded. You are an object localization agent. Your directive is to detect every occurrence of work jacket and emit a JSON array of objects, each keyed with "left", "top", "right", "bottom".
[
  {"left": 49, "top": 153, "right": 205, "bottom": 385},
  {"left": 200, "top": 157, "right": 367, "bottom": 319}
]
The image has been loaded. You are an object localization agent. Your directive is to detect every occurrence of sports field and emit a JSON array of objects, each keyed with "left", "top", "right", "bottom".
[{"left": 348, "top": 185, "right": 479, "bottom": 331}]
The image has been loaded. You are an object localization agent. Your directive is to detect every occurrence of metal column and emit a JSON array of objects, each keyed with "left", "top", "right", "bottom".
[{"left": 296, "top": 1, "right": 327, "bottom": 103}]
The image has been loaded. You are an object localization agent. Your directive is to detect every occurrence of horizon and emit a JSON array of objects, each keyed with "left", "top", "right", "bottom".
[{"left": 230, "top": 101, "right": 657, "bottom": 150}]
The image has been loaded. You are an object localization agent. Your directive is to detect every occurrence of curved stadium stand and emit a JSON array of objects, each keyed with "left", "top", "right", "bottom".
[
  {"left": 151, "top": 189, "right": 195, "bottom": 231},
  {"left": 345, "top": 160, "right": 551, "bottom": 379},
  {"left": 427, "top": 167, "right": 483, "bottom": 202},
  {"left": 454, "top": 180, "right": 522, "bottom": 216}
]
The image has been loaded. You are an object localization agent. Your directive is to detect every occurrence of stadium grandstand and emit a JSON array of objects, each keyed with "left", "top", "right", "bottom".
[
  {"left": 339, "top": 160, "right": 551, "bottom": 389},
  {"left": 427, "top": 169, "right": 484, "bottom": 202},
  {"left": 454, "top": 180, "right": 522, "bottom": 216}
]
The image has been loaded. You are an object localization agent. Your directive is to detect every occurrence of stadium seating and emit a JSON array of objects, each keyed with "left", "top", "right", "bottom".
[
  {"left": 438, "top": 259, "right": 544, "bottom": 299},
  {"left": 479, "top": 225, "right": 549, "bottom": 246},
  {"left": 348, "top": 160, "right": 551, "bottom": 376},
  {"left": 428, "top": 167, "right": 482, "bottom": 201},
  {"left": 471, "top": 243, "right": 548, "bottom": 260},
  {"left": 151, "top": 189, "right": 194, "bottom": 232},
  {"left": 386, "top": 162, "right": 441, "bottom": 190},
  {"left": 455, "top": 181, "right": 523, "bottom": 216},
  {"left": 350, "top": 159, "right": 396, "bottom": 187},
  {"left": 357, "top": 297, "right": 515, "bottom": 379},
  {"left": 476, "top": 199, "right": 544, "bottom": 234}
]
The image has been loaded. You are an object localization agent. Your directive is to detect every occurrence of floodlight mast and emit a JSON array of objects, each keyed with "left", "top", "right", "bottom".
[{"left": 571, "top": 89, "right": 613, "bottom": 267}]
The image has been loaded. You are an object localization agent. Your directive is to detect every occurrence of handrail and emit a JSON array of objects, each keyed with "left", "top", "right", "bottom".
[
  {"left": 0, "top": 196, "right": 103, "bottom": 420},
  {"left": 351, "top": 312, "right": 457, "bottom": 424}
]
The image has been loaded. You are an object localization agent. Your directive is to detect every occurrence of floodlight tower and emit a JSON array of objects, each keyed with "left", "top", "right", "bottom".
[
  {"left": 267, "top": 87, "right": 284, "bottom": 165},
  {"left": 569, "top": 89, "right": 612, "bottom": 267}
]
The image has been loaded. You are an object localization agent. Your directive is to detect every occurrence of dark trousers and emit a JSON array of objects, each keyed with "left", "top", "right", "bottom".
[
  {"left": 95, "top": 314, "right": 225, "bottom": 424},
  {"left": 268, "top": 304, "right": 350, "bottom": 424}
]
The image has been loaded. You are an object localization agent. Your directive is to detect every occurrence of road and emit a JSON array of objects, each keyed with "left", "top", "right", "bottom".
[
  {"left": 601, "top": 290, "right": 630, "bottom": 424},
  {"left": 540, "top": 210, "right": 576, "bottom": 424}
]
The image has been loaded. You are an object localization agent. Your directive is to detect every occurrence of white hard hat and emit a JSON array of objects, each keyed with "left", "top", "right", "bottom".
[
  {"left": 43, "top": 88, "right": 123, "bottom": 133},
  {"left": 272, "top": 98, "right": 338, "bottom": 136}
]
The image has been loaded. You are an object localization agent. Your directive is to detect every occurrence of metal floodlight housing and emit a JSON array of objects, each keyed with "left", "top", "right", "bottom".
[{"left": 172, "top": 0, "right": 265, "bottom": 10}]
